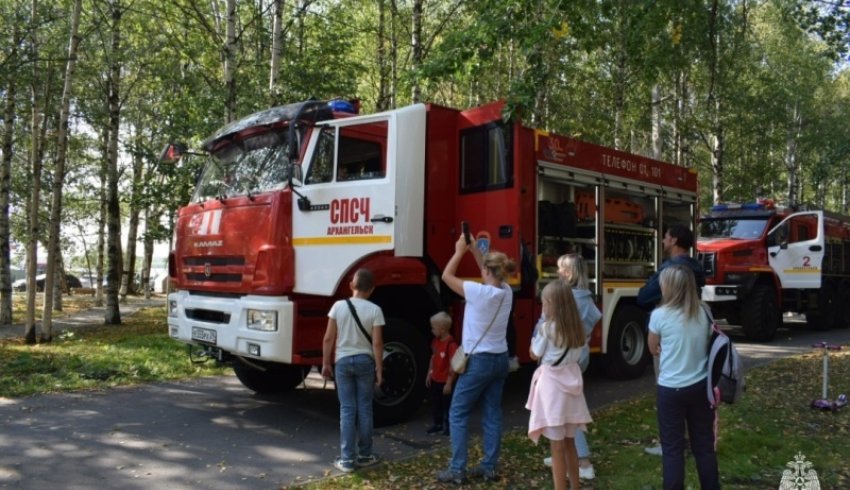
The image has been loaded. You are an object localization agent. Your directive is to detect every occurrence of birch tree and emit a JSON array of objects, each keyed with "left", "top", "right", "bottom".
[
  {"left": 41, "top": 0, "right": 83, "bottom": 340},
  {"left": 0, "top": 22, "right": 23, "bottom": 326}
]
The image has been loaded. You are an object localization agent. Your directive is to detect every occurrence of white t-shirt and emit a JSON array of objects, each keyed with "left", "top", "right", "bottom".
[
  {"left": 531, "top": 320, "right": 584, "bottom": 365},
  {"left": 461, "top": 281, "right": 512, "bottom": 354},
  {"left": 648, "top": 305, "right": 710, "bottom": 388},
  {"left": 328, "top": 297, "right": 385, "bottom": 362}
]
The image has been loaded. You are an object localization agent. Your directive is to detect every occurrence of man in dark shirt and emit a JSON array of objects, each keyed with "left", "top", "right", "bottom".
[{"left": 638, "top": 224, "right": 705, "bottom": 309}]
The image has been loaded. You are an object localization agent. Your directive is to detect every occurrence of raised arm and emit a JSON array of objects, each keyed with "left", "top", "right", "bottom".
[{"left": 442, "top": 234, "right": 470, "bottom": 297}]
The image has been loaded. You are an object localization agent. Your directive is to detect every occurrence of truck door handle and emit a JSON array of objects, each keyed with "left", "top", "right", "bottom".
[
  {"left": 371, "top": 215, "right": 393, "bottom": 223},
  {"left": 809, "top": 245, "right": 822, "bottom": 252}
]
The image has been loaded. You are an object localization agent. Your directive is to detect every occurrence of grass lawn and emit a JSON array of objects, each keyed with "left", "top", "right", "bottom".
[
  {"left": 288, "top": 347, "right": 850, "bottom": 489},
  {"left": 2, "top": 297, "right": 848, "bottom": 489},
  {"left": 10, "top": 291, "right": 101, "bottom": 324},
  {"left": 0, "top": 304, "right": 228, "bottom": 397}
]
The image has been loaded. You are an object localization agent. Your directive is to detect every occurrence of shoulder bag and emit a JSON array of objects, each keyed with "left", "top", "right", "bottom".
[{"left": 451, "top": 294, "right": 506, "bottom": 374}]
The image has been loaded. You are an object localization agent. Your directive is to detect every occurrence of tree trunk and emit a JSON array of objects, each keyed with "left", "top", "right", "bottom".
[
  {"left": 25, "top": 0, "right": 44, "bottom": 343},
  {"left": 651, "top": 84, "right": 662, "bottom": 160},
  {"left": 710, "top": 98, "right": 724, "bottom": 205},
  {"left": 142, "top": 207, "right": 154, "bottom": 299},
  {"left": 0, "top": 29, "right": 17, "bottom": 326},
  {"left": 269, "top": 0, "right": 284, "bottom": 105},
  {"left": 707, "top": 0, "right": 724, "bottom": 204},
  {"left": 224, "top": 0, "right": 237, "bottom": 123},
  {"left": 376, "top": 0, "right": 390, "bottom": 111},
  {"left": 95, "top": 127, "right": 107, "bottom": 307},
  {"left": 120, "top": 127, "right": 143, "bottom": 298},
  {"left": 784, "top": 101, "right": 803, "bottom": 208},
  {"left": 41, "top": 0, "right": 82, "bottom": 340},
  {"left": 105, "top": 0, "right": 123, "bottom": 325},
  {"left": 411, "top": 0, "right": 422, "bottom": 103},
  {"left": 390, "top": 0, "right": 398, "bottom": 108},
  {"left": 673, "top": 70, "right": 688, "bottom": 167}
]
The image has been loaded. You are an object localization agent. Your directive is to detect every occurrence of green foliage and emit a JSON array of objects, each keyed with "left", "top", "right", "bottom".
[
  {"left": 5, "top": 0, "right": 850, "bottom": 270},
  {"left": 0, "top": 306, "right": 227, "bottom": 397}
]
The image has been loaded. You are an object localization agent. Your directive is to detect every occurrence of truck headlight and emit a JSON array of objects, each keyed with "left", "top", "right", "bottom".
[
  {"left": 247, "top": 309, "right": 278, "bottom": 331},
  {"left": 168, "top": 300, "right": 178, "bottom": 317}
]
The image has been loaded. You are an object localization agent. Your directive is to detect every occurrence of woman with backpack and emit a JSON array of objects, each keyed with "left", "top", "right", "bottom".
[{"left": 647, "top": 264, "right": 720, "bottom": 490}]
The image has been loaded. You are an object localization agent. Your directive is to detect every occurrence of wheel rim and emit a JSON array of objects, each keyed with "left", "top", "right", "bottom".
[
  {"left": 375, "top": 341, "right": 417, "bottom": 406},
  {"left": 619, "top": 321, "right": 646, "bottom": 366}
]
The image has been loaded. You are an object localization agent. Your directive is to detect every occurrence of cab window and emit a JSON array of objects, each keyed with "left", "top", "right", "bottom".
[
  {"left": 337, "top": 124, "right": 386, "bottom": 181},
  {"left": 460, "top": 122, "right": 513, "bottom": 193},
  {"left": 306, "top": 128, "right": 334, "bottom": 184}
]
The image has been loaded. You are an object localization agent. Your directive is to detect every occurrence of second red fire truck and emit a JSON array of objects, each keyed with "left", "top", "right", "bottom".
[
  {"left": 697, "top": 199, "right": 850, "bottom": 340},
  {"left": 165, "top": 99, "right": 698, "bottom": 425}
]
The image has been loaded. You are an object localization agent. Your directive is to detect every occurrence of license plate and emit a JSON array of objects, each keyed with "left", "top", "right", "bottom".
[{"left": 192, "top": 326, "right": 217, "bottom": 344}]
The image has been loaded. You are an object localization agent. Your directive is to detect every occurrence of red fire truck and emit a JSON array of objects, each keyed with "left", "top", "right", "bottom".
[
  {"left": 164, "top": 99, "right": 698, "bottom": 425},
  {"left": 697, "top": 200, "right": 850, "bottom": 341}
]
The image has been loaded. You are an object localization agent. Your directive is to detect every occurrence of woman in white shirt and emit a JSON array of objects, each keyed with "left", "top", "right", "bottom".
[{"left": 436, "top": 234, "right": 514, "bottom": 485}]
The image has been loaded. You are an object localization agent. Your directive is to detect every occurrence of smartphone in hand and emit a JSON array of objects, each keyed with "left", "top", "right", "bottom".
[{"left": 461, "top": 221, "right": 472, "bottom": 245}]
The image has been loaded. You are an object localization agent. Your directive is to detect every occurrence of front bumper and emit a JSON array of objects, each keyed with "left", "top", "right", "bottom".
[
  {"left": 167, "top": 290, "right": 295, "bottom": 363},
  {"left": 701, "top": 285, "right": 739, "bottom": 302}
]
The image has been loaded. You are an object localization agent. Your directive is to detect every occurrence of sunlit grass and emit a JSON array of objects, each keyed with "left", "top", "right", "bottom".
[
  {"left": 11, "top": 291, "right": 99, "bottom": 324},
  {"left": 0, "top": 306, "right": 228, "bottom": 397}
]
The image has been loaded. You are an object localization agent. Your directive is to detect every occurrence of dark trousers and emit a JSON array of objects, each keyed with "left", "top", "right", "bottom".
[
  {"left": 429, "top": 381, "right": 451, "bottom": 428},
  {"left": 657, "top": 379, "right": 720, "bottom": 490}
]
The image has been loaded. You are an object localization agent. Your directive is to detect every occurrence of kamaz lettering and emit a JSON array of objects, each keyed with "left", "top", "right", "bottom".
[
  {"left": 193, "top": 240, "right": 223, "bottom": 248},
  {"left": 330, "top": 197, "right": 370, "bottom": 224}
]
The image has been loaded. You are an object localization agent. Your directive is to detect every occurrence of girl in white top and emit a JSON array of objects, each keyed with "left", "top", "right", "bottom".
[{"left": 526, "top": 280, "right": 592, "bottom": 490}]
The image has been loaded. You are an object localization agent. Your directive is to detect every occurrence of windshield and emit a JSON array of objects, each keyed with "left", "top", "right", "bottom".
[
  {"left": 699, "top": 217, "right": 769, "bottom": 239},
  {"left": 193, "top": 130, "right": 292, "bottom": 202}
]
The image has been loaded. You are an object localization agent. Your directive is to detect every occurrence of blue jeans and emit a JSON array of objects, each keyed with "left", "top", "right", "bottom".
[
  {"left": 575, "top": 428, "right": 590, "bottom": 459},
  {"left": 448, "top": 351, "right": 509, "bottom": 474},
  {"left": 335, "top": 354, "right": 375, "bottom": 461},
  {"left": 657, "top": 379, "right": 719, "bottom": 490}
]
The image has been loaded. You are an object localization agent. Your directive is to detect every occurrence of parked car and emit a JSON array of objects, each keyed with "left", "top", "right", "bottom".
[{"left": 12, "top": 273, "right": 82, "bottom": 292}]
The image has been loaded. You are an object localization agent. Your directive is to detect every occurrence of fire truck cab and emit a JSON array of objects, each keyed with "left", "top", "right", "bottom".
[{"left": 698, "top": 200, "right": 850, "bottom": 341}]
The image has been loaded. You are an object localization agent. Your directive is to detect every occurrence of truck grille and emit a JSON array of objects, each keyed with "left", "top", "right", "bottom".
[
  {"left": 697, "top": 252, "right": 715, "bottom": 278},
  {"left": 183, "top": 256, "right": 245, "bottom": 283},
  {"left": 185, "top": 308, "right": 231, "bottom": 324}
]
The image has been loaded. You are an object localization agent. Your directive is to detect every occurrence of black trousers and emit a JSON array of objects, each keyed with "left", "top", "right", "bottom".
[{"left": 429, "top": 381, "right": 452, "bottom": 427}]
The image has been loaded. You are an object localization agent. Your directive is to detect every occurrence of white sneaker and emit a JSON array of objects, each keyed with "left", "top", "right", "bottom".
[
  {"left": 644, "top": 444, "right": 663, "bottom": 456},
  {"left": 508, "top": 356, "right": 520, "bottom": 372},
  {"left": 542, "top": 457, "right": 595, "bottom": 480}
]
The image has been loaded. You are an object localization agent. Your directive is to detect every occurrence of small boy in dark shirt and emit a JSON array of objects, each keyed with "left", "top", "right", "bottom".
[{"left": 425, "top": 312, "right": 457, "bottom": 435}]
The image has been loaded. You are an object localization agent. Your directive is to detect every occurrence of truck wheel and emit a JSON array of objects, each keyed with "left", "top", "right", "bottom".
[
  {"left": 374, "top": 318, "right": 429, "bottom": 427},
  {"left": 741, "top": 283, "right": 780, "bottom": 341},
  {"left": 232, "top": 359, "right": 307, "bottom": 394},
  {"left": 604, "top": 304, "right": 650, "bottom": 380},
  {"left": 806, "top": 281, "right": 837, "bottom": 331}
]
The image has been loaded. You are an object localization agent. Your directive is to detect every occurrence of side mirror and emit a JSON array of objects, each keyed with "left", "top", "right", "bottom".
[{"left": 159, "top": 143, "right": 188, "bottom": 164}]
